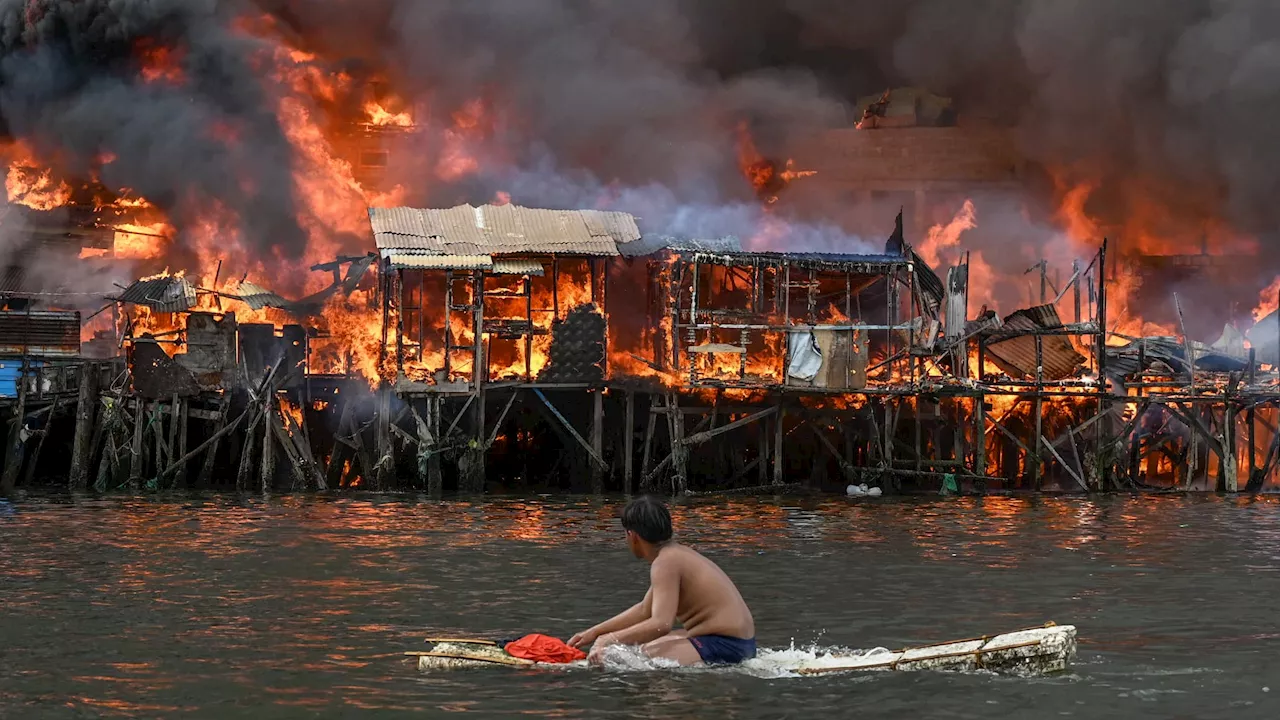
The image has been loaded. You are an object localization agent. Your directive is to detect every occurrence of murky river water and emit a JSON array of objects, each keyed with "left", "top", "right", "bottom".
[{"left": 1, "top": 493, "right": 1278, "bottom": 719}]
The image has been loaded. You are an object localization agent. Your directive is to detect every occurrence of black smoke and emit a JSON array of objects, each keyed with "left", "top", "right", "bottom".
[
  {"left": 0, "top": 0, "right": 308, "bottom": 261},
  {"left": 8, "top": 1, "right": 1280, "bottom": 275}
]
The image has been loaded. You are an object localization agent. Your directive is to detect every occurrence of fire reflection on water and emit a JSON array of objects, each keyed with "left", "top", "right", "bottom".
[{"left": 3, "top": 494, "right": 1279, "bottom": 716}]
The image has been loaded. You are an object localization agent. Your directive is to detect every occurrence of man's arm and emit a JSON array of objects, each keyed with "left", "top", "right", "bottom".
[
  {"left": 597, "top": 558, "right": 679, "bottom": 647},
  {"left": 568, "top": 589, "right": 652, "bottom": 649}
]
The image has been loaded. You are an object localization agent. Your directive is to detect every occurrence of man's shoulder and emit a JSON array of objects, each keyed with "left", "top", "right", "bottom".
[{"left": 653, "top": 543, "right": 705, "bottom": 569}]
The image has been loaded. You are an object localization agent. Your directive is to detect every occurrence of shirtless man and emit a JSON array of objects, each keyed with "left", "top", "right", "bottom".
[{"left": 568, "top": 495, "right": 756, "bottom": 666}]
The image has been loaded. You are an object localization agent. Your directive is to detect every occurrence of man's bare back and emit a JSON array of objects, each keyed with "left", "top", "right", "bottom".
[
  {"left": 652, "top": 543, "right": 754, "bottom": 639},
  {"left": 568, "top": 496, "right": 757, "bottom": 666}
]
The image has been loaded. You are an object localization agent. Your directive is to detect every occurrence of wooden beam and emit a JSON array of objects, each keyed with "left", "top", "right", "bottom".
[
  {"left": 682, "top": 406, "right": 777, "bottom": 447},
  {"left": 532, "top": 389, "right": 607, "bottom": 470},
  {"left": 485, "top": 390, "right": 520, "bottom": 451},
  {"left": 1040, "top": 433, "right": 1087, "bottom": 491}
]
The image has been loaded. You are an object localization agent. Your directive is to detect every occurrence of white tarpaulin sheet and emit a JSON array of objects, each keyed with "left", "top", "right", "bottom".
[{"left": 787, "top": 329, "right": 823, "bottom": 381}]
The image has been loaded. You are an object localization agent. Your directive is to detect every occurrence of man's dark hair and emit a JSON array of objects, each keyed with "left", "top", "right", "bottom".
[{"left": 621, "top": 495, "right": 673, "bottom": 544}]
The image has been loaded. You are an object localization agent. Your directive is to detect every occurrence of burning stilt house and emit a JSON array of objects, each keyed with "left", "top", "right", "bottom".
[{"left": 371, "top": 203, "right": 642, "bottom": 391}]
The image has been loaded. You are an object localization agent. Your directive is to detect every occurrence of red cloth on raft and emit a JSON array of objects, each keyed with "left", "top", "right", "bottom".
[{"left": 503, "top": 634, "right": 587, "bottom": 664}]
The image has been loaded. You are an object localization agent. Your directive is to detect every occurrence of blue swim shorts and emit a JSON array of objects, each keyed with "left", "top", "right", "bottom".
[{"left": 688, "top": 634, "right": 757, "bottom": 665}]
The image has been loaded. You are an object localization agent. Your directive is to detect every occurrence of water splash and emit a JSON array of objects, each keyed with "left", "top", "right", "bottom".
[{"left": 591, "top": 641, "right": 894, "bottom": 679}]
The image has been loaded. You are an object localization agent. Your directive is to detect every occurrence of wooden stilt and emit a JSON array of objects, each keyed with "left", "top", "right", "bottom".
[
  {"left": 375, "top": 387, "right": 394, "bottom": 490},
  {"left": 129, "top": 400, "right": 146, "bottom": 487},
  {"left": 326, "top": 398, "right": 356, "bottom": 491},
  {"left": 758, "top": 415, "right": 768, "bottom": 486},
  {"left": 174, "top": 399, "right": 189, "bottom": 488},
  {"left": 623, "top": 390, "right": 635, "bottom": 496},
  {"left": 640, "top": 395, "right": 657, "bottom": 493},
  {"left": 260, "top": 400, "right": 276, "bottom": 493},
  {"left": 167, "top": 394, "right": 180, "bottom": 477},
  {"left": 268, "top": 404, "right": 308, "bottom": 490},
  {"left": 237, "top": 408, "right": 260, "bottom": 491},
  {"left": 69, "top": 362, "right": 100, "bottom": 490},
  {"left": 670, "top": 393, "right": 687, "bottom": 496},
  {"left": 197, "top": 395, "right": 230, "bottom": 487},
  {"left": 1033, "top": 334, "right": 1044, "bottom": 490},
  {"left": 428, "top": 396, "right": 443, "bottom": 496},
  {"left": 1, "top": 359, "right": 30, "bottom": 496},
  {"left": 591, "top": 389, "right": 605, "bottom": 494},
  {"left": 152, "top": 403, "right": 167, "bottom": 482},
  {"left": 773, "top": 400, "right": 785, "bottom": 486},
  {"left": 22, "top": 396, "right": 58, "bottom": 488}
]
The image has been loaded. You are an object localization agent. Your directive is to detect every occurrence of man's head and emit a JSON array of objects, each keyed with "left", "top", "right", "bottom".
[{"left": 620, "top": 495, "right": 672, "bottom": 558}]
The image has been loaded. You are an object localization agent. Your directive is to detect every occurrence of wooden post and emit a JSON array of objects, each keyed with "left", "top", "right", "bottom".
[
  {"left": 1072, "top": 259, "right": 1081, "bottom": 324},
  {"left": 376, "top": 387, "right": 393, "bottom": 489},
  {"left": 758, "top": 415, "right": 769, "bottom": 485},
  {"left": 167, "top": 394, "right": 180, "bottom": 475},
  {"left": 623, "top": 390, "right": 635, "bottom": 495},
  {"left": 591, "top": 389, "right": 605, "bottom": 494},
  {"left": 772, "top": 400, "right": 785, "bottom": 486},
  {"left": 1223, "top": 402, "right": 1239, "bottom": 493},
  {"left": 428, "top": 396, "right": 443, "bottom": 497},
  {"left": 129, "top": 399, "right": 146, "bottom": 486},
  {"left": 640, "top": 395, "right": 658, "bottom": 492},
  {"left": 22, "top": 396, "right": 58, "bottom": 487},
  {"left": 670, "top": 394, "right": 687, "bottom": 496},
  {"left": 914, "top": 399, "right": 922, "bottom": 472},
  {"left": 198, "top": 395, "right": 230, "bottom": 487},
  {"left": 326, "top": 396, "right": 356, "bottom": 490},
  {"left": 152, "top": 402, "right": 165, "bottom": 481},
  {"left": 1033, "top": 334, "right": 1044, "bottom": 490},
  {"left": 975, "top": 395, "right": 987, "bottom": 477},
  {"left": 237, "top": 406, "right": 260, "bottom": 491},
  {"left": 173, "top": 399, "right": 189, "bottom": 487},
  {"left": 261, "top": 400, "right": 276, "bottom": 493},
  {"left": 3, "top": 364, "right": 29, "bottom": 495},
  {"left": 69, "top": 361, "right": 100, "bottom": 490}
]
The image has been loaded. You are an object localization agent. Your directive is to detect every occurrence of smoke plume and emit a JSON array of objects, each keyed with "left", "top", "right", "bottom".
[{"left": 5, "top": 1, "right": 1280, "bottom": 279}]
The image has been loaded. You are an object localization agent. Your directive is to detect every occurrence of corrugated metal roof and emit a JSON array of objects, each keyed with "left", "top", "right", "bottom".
[
  {"left": 388, "top": 253, "right": 492, "bottom": 270},
  {"left": 620, "top": 235, "right": 744, "bottom": 257},
  {"left": 490, "top": 258, "right": 546, "bottom": 276},
  {"left": 231, "top": 282, "right": 291, "bottom": 310},
  {"left": 115, "top": 276, "right": 197, "bottom": 313},
  {"left": 985, "top": 304, "right": 1084, "bottom": 381},
  {"left": 370, "top": 204, "right": 639, "bottom": 256},
  {"left": 0, "top": 310, "right": 80, "bottom": 357}
]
